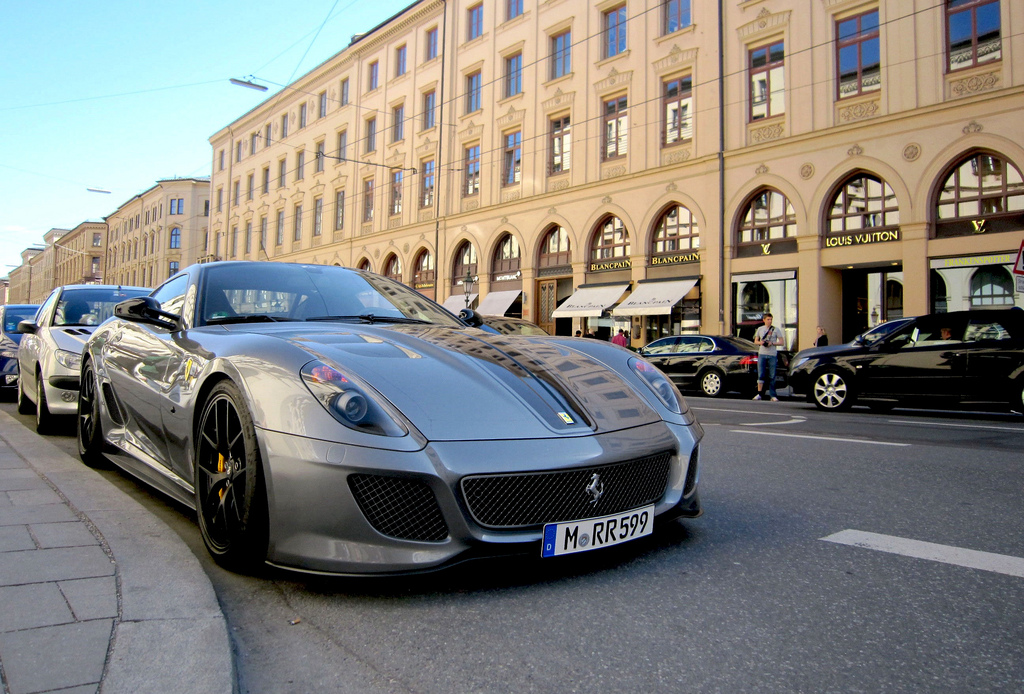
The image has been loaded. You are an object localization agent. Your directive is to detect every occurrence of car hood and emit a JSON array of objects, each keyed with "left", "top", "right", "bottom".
[
  {"left": 268, "top": 324, "right": 662, "bottom": 441},
  {"left": 51, "top": 326, "right": 97, "bottom": 354}
]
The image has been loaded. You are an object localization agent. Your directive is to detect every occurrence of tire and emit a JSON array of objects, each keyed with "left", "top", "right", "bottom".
[
  {"left": 77, "top": 362, "right": 108, "bottom": 468},
  {"left": 1012, "top": 378, "right": 1024, "bottom": 415},
  {"left": 811, "top": 368, "right": 855, "bottom": 411},
  {"left": 698, "top": 369, "right": 725, "bottom": 398},
  {"left": 35, "top": 374, "right": 54, "bottom": 434},
  {"left": 194, "top": 380, "right": 269, "bottom": 572},
  {"left": 17, "top": 377, "right": 33, "bottom": 415}
]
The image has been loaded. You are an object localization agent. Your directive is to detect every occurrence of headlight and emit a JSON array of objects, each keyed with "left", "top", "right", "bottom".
[
  {"left": 629, "top": 357, "right": 687, "bottom": 415},
  {"left": 55, "top": 349, "right": 82, "bottom": 370},
  {"left": 300, "top": 361, "right": 407, "bottom": 437}
]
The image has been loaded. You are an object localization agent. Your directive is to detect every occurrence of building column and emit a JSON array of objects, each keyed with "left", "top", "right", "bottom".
[{"left": 900, "top": 222, "right": 930, "bottom": 316}]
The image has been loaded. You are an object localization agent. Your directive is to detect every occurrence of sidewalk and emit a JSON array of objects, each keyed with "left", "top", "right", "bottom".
[{"left": 0, "top": 411, "right": 233, "bottom": 694}]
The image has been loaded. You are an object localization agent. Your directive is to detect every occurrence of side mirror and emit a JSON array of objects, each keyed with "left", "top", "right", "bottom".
[
  {"left": 16, "top": 320, "right": 38, "bottom": 335},
  {"left": 458, "top": 307, "right": 486, "bottom": 328},
  {"left": 115, "top": 297, "right": 179, "bottom": 330}
]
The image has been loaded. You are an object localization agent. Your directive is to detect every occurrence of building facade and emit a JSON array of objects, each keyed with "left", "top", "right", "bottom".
[
  {"left": 208, "top": 0, "right": 1023, "bottom": 348},
  {"left": 53, "top": 221, "right": 107, "bottom": 287},
  {"left": 105, "top": 177, "right": 211, "bottom": 289}
]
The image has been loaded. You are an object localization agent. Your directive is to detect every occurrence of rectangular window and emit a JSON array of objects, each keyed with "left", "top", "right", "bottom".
[
  {"left": 278, "top": 158, "right": 287, "bottom": 188},
  {"left": 426, "top": 27, "right": 439, "bottom": 60},
  {"left": 422, "top": 90, "right": 436, "bottom": 129},
  {"left": 276, "top": 210, "right": 285, "bottom": 245},
  {"left": 396, "top": 45, "right": 407, "bottom": 76},
  {"left": 217, "top": 188, "right": 223, "bottom": 212},
  {"left": 340, "top": 78, "right": 350, "bottom": 105},
  {"left": 420, "top": 159, "right": 435, "bottom": 208},
  {"left": 837, "top": 10, "right": 880, "bottom": 98},
  {"left": 947, "top": 0, "right": 1001, "bottom": 71},
  {"left": 505, "top": 52, "right": 523, "bottom": 98},
  {"left": 245, "top": 222, "right": 252, "bottom": 254},
  {"left": 507, "top": 0, "right": 523, "bottom": 21},
  {"left": 551, "top": 30, "right": 572, "bottom": 80},
  {"left": 368, "top": 61, "right": 379, "bottom": 90},
  {"left": 363, "top": 179, "right": 375, "bottom": 222},
  {"left": 281, "top": 114, "right": 288, "bottom": 138},
  {"left": 313, "top": 197, "right": 323, "bottom": 236},
  {"left": 236, "top": 141, "right": 243, "bottom": 162},
  {"left": 503, "top": 131, "right": 522, "bottom": 186},
  {"left": 366, "top": 117, "right": 377, "bottom": 152},
  {"left": 259, "top": 216, "right": 267, "bottom": 251},
  {"left": 392, "top": 104, "right": 405, "bottom": 142},
  {"left": 468, "top": 4, "right": 484, "bottom": 41},
  {"left": 319, "top": 91, "right": 328, "bottom": 118},
  {"left": 93, "top": 233, "right": 102, "bottom": 246},
  {"left": 233, "top": 180, "right": 240, "bottom": 206},
  {"left": 464, "top": 145, "right": 481, "bottom": 196},
  {"left": 293, "top": 204, "right": 303, "bottom": 242},
  {"left": 264, "top": 124, "right": 272, "bottom": 146},
  {"left": 219, "top": 149, "right": 225, "bottom": 171},
  {"left": 603, "top": 95, "right": 628, "bottom": 160},
  {"left": 337, "top": 130, "right": 348, "bottom": 160},
  {"left": 231, "top": 226, "right": 238, "bottom": 257},
  {"left": 663, "top": 76, "right": 693, "bottom": 145},
  {"left": 250, "top": 132, "right": 258, "bottom": 154},
  {"left": 603, "top": 5, "right": 627, "bottom": 59},
  {"left": 749, "top": 41, "right": 785, "bottom": 120},
  {"left": 299, "top": 102, "right": 307, "bottom": 129},
  {"left": 315, "top": 142, "right": 325, "bottom": 172},
  {"left": 664, "top": 0, "right": 691, "bottom": 35},
  {"left": 390, "top": 171, "right": 403, "bottom": 216},
  {"left": 168, "top": 261, "right": 179, "bottom": 278},
  {"left": 296, "top": 151, "right": 305, "bottom": 181},
  {"left": 466, "top": 71, "right": 482, "bottom": 113},
  {"left": 262, "top": 167, "right": 270, "bottom": 194},
  {"left": 550, "top": 116, "right": 571, "bottom": 175},
  {"left": 335, "top": 190, "right": 345, "bottom": 230}
]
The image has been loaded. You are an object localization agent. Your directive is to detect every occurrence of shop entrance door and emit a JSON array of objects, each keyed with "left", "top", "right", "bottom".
[
  {"left": 841, "top": 267, "right": 904, "bottom": 342},
  {"left": 537, "top": 279, "right": 558, "bottom": 335}
]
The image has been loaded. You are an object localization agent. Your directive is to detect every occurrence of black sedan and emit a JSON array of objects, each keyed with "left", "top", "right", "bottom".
[
  {"left": 0, "top": 304, "right": 39, "bottom": 397},
  {"left": 789, "top": 308, "right": 1024, "bottom": 413},
  {"left": 638, "top": 334, "right": 789, "bottom": 398}
]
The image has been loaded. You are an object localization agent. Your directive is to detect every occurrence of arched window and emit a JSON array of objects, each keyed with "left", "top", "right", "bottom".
[
  {"left": 885, "top": 279, "right": 904, "bottom": 319},
  {"left": 591, "top": 216, "right": 630, "bottom": 260},
  {"left": 740, "top": 282, "right": 770, "bottom": 314},
  {"left": 652, "top": 205, "right": 700, "bottom": 256},
  {"left": 738, "top": 189, "right": 796, "bottom": 244},
  {"left": 930, "top": 271, "right": 949, "bottom": 313},
  {"left": 453, "top": 241, "right": 477, "bottom": 281},
  {"left": 827, "top": 174, "right": 899, "bottom": 234},
  {"left": 538, "top": 225, "right": 571, "bottom": 267},
  {"left": 936, "top": 153, "right": 1024, "bottom": 237},
  {"left": 169, "top": 227, "right": 181, "bottom": 249},
  {"left": 383, "top": 255, "right": 402, "bottom": 283},
  {"left": 492, "top": 234, "right": 521, "bottom": 276},
  {"left": 357, "top": 258, "right": 372, "bottom": 272},
  {"left": 970, "top": 266, "right": 1014, "bottom": 307},
  {"left": 413, "top": 249, "right": 434, "bottom": 287}
]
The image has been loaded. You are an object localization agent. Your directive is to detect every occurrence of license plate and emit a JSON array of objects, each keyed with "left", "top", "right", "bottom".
[{"left": 541, "top": 505, "right": 654, "bottom": 557}]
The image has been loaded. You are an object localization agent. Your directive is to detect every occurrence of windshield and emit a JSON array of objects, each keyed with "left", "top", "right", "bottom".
[
  {"left": 198, "top": 263, "right": 464, "bottom": 328},
  {"left": 56, "top": 288, "right": 150, "bottom": 326}
]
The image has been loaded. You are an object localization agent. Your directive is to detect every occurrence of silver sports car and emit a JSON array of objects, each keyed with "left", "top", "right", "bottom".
[{"left": 79, "top": 261, "right": 703, "bottom": 575}]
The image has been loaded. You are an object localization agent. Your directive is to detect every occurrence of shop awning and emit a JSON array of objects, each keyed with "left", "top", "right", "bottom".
[
  {"left": 551, "top": 284, "right": 629, "bottom": 318},
  {"left": 612, "top": 279, "right": 698, "bottom": 316},
  {"left": 441, "top": 293, "right": 477, "bottom": 313},
  {"left": 476, "top": 290, "right": 522, "bottom": 316}
]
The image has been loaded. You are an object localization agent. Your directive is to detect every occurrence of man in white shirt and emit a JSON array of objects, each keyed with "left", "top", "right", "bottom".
[{"left": 753, "top": 312, "right": 783, "bottom": 401}]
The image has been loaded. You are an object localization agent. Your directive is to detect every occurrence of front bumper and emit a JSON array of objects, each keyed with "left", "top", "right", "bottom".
[
  {"left": 258, "top": 421, "right": 702, "bottom": 575},
  {"left": 43, "top": 374, "right": 81, "bottom": 414}
]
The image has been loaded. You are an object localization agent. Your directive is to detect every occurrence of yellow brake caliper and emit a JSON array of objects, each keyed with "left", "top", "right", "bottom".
[{"left": 218, "top": 453, "right": 226, "bottom": 499}]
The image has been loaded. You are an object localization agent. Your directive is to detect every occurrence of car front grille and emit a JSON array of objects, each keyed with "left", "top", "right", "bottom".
[
  {"left": 460, "top": 451, "right": 673, "bottom": 530},
  {"left": 348, "top": 474, "right": 449, "bottom": 542}
]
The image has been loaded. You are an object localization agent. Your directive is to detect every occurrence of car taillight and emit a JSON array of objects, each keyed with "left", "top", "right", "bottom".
[{"left": 739, "top": 355, "right": 758, "bottom": 366}]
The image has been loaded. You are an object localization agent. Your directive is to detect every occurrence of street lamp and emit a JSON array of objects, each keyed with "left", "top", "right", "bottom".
[
  {"left": 230, "top": 78, "right": 269, "bottom": 92},
  {"left": 463, "top": 270, "right": 475, "bottom": 308}
]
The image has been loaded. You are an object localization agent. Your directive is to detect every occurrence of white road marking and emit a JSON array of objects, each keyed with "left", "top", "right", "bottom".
[
  {"left": 740, "top": 416, "right": 806, "bottom": 427},
  {"left": 887, "top": 419, "right": 1024, "bottom": 433},
  {"left": 822, "top": 530, "right": 1024, "bottom": 579},
  {"left": 692, "top": 406, "right": 795, "bottom": 417},
  {"left": 730, "top": 430, "right": 910, "bottom": 446}
]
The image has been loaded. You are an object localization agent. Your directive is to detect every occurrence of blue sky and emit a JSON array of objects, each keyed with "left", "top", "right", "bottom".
[{"left": 0, "top": 0, "right": 412, "bottom": 277}]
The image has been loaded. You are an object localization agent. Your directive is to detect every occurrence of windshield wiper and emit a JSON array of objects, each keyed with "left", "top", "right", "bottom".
[
  {"left": 206, "top": 314, "right": 286, "bottom": 325},
  {"left": 305, "top": 314, "right": 429, "bottom": 325}
]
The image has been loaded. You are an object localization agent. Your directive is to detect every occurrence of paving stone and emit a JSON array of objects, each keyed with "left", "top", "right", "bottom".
[
  {"left": 0, "top": 546, "right": 113, "bottom": 587},
  {"left": 0, "top": 504, "right": 77, "bottom": 527},
  {"left": 0, "top": 619, "right": 112, "bottom": 694},
  {"left": 0, "top": 455, "right": 24, "bottom": 470},
  {"left": 0, "top": 469, "right": 45, "bottom": 491},
  {"left": 29, "top": 521, "right": 99, "bottom": 549},
  {"left": 7, "top": 488, "right": 63, "bottom": 506},
  {"left": 0, "top": 525, "right": 35, "bottom": 553},
  {"left": 0, "top": 583, "right": 75, "bottom": 632},
  {"left": 59, "top": 576, "right": 118, "bottom": 621}
]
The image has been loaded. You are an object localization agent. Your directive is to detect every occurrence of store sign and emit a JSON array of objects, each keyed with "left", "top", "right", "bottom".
[
  {"left": 495, "top": 271, "right": 522, "bottom": 282},
  {"left": 414, "top": 282, "right": 435, "bottom": 289},
  {"left": 824, "top": 229, "right": 900, "bottom": 248},
  {"left": 589, "top": 259, "right": 631, "bottom": 272},
  {"left": 651, "top": 251, "right": 700, "bottom": 266}
]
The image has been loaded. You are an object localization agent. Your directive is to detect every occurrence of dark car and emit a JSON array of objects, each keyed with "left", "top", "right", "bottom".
[
  {"left": 480, "top": 315, "right": 549, "bottom": 336},
  {"left": 638, "top": 334, "right": 789, "bottom": 398},
  {"left": 0, "top": 304, "right": 39, "bottom": 397},
  {"left": 789, "top": 308, "right": 1024, "bottom": 413}
]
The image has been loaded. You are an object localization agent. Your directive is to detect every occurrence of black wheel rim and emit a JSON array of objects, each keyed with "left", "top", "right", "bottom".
[
  {"left": 79, "top": 366, "right": 97, "bottom": 444},
  {"left": 196, "top": 394, "right": 248, "bottom": 552}
]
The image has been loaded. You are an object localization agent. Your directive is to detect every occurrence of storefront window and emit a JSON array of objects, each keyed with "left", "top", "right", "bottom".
[
  {"left": 384, "top": 255, "right": 402, "bottom": 283},
  {"left": 732, "top": 275, "right": 798, "bottom": 348},
  {"left": 930, "top": 253, "right": 1024, "bottom": 312},
  {"left": 539, "top": 225, "right": 571, "bottom": 267},
  {"left": 935, "top": 152, "right": 1024, "bottom": 238},
  {"left": 827, "top": 174, "right": 899, "bottom": 234},
  {"left": 591, "top": 216, "right": 630, "bottom": 260},
  {"left": 653, "top": 205, "right": 700, "bottom": 255},
  {"left": 737, "top": 189, "right": 796, "bottom": 244},
  {"left": 970, "top": 266, "right": 1015, "bottom": 306},
  {"left": 453, "top": 241, "right": 478, "bottom": 285},
  {"left": 493, "top": 234, "right": 521, "bottom": 276}
]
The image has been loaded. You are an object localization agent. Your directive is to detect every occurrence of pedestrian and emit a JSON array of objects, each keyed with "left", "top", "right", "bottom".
[
  {"left": 753, "top": 312, "right": 783, "bottom": 401},
  {"left": 574, "top": 330, "right": 582, "bottom": 337},
  {"left": 612, "top": 329, "right": 628, "bottom": 347},
  {"left": 814, "top": 326, "right": 828, "bottom": 347}
]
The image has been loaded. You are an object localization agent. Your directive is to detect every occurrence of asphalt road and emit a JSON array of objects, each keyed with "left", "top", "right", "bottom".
[{"left": 6, "top": 396, "right": 1023, "bottom": 693}]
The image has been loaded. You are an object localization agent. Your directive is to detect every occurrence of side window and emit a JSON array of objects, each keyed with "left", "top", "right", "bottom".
[
  {"left": 151, "top": 275, "right": 189, "bottom": 317},
  {"left": 964, "top": 319, "right": 1013, "bottom": 343},
  {"left": 36, "top": 291, "right": 60, "bottom": 326},
  {"left": 647, "top": 338, "right": 680, "bottom": 354},
  {"left": 677, "top": 337, "right": 700, "bottom": 352},
  {"left": 696, "top": 338, "right": 714, "bottom": 353}
]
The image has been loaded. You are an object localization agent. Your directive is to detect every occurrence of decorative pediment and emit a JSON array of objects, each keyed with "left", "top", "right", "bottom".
[
  {"left": 595, "top": 69, "right": 633, "bottom": 93},
  {"left": 416, "top": 136, "right": 436, "bottom": 156},
  {"left": 653, "top": 46, "right": 698, "bottom": 74},
  {"left": 459, "top": 121, "right": 484, "bottom": 142},
  {"left": 542, "top": 89, "right": 575, "bottom": 111},
  {"left": 738, "top": 9, "right": 791, "bottom": 40},
  {"left": 386, "top": 149, "right": 406, "bottom": 169},
  {"left": 290, "top": 189, "right": 305, "bottom": 203},
  {"left": 497, "top": 106, "right": 526, "bottom": 127}
]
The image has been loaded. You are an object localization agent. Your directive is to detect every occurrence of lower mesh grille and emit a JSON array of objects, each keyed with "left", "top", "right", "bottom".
[
  {"left": 460, "top": 451, "right": 672, "bottom": 529},
  {"left": 683, "top": 445, "right": 699, "bottom": 495},
  {"left": 348, "top": 474, "right": 449, "bottom": 542}
]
